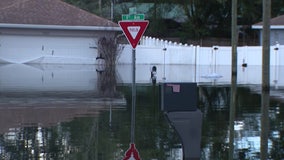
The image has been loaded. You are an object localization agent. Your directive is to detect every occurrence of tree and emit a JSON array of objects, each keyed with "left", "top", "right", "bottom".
[
  {"left": 63, "top": 0, "right": 110, "bottom": 18},
  {"left": 64, "top": 0, "right": 284, "bottom": 41},
  {"left": 97, "top": 36, "right": 123, "bottom": 97},
  {"left": 174, "top": 0, "right": 231, "bottom": 40}
]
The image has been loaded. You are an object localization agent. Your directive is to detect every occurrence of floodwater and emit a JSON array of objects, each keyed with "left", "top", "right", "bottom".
[{"left": 0, "top": 64, "right": 283, "bottom": 160}]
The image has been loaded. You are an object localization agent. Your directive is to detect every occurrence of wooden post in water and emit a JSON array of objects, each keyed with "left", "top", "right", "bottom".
[
  {"left": 261, "top": 0, "right": 271, "bottom": 159},
  {"left": 229, "top": 0, "right": 238, "bottom": 159}
]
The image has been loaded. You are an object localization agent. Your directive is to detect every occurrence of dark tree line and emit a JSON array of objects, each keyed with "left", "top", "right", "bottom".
[{"left": 64, "top": 0, "right": 284, "bottom": 42}]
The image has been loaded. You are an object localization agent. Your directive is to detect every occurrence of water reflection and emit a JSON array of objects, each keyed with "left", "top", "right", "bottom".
[
  {"left": 0, "top": 64, "right": 98, "bottom": 91},
  {"left": 0, "top": 63, "right": 128, "bottom": 159},
  {"left": 199, "top": 86, "right": 284, "bottom": 159},
  {"left": 0, "top": 64, "right": 283, "bottom": 159},
  {"left": 1, "top": 64, "right": 284, "bottom": 88}
]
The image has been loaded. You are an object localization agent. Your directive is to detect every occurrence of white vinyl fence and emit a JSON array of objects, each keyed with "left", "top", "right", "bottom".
[{"left": 118, "top": 36, "right": 283, "bottom": 66}]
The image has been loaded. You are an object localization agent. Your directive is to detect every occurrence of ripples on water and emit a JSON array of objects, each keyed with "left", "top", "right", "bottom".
[{"left": 0, "top": 64, "right": 283, "bottom": 159}]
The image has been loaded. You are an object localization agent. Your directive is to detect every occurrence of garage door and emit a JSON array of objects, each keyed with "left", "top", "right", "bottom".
[{"left": 0, "top": 35, "right": 98, "bottom": 64}]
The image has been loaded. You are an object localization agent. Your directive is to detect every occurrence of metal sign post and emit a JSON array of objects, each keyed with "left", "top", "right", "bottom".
[
  {"left": 131, "top": 48, "right": 136, "bottom": 144},
  {"left": 119, "top": 8, "right": 149, "bottom": 160}
]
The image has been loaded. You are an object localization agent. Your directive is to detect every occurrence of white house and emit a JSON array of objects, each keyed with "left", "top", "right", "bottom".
[
  {"left": 0, "top": 0, "right": 121, "bottom": 64},
  {"left": 252, "top": 14, "right": 284, "bottom": 45}
]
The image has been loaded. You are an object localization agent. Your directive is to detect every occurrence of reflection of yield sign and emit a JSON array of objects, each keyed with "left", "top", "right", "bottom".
[
  {"left": 119, "top": 21, "right": 149, "bottom": 49},
  {"left": 123, "top": 143, "right": 141, "bottom": 160}
]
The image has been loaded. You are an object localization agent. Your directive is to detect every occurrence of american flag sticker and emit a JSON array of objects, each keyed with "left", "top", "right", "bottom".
[{"left": 166, "top": 84, "right": 181, "bottom": 93}]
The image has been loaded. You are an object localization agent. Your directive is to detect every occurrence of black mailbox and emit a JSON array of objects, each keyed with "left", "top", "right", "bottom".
[{"left": 160, "top": 82, "right": 198, "bottom": 112}]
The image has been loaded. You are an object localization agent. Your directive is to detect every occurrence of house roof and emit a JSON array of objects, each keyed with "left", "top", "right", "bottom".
[
  {"left": 0, "top": 0, "right": 120, "bottom": 31},
  {"left": 252, "top": 14, "right": 284, "bottom": 29}
]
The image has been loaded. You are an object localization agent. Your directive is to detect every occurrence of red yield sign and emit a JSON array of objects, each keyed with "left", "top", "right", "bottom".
[
  {"left": 118, "top": 20, "right": 149, "bottom": 49},
  {"left": 123, "top": 143, "right": 141, "bottom": 160}
]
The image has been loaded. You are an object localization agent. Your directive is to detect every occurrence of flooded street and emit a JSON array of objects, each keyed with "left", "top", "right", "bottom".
[{"left": 0, "top": 64, "right": 283, "bottom": 159}]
